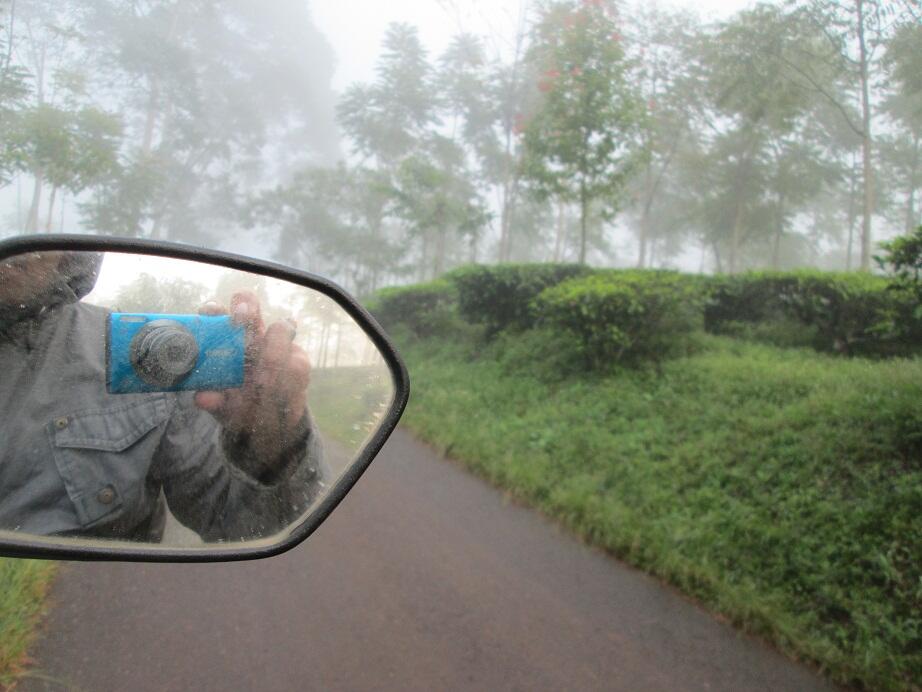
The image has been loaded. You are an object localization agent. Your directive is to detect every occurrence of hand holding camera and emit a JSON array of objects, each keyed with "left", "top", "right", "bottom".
[{"left": 193, "top": 291, "right": 312, "bottom": 475}]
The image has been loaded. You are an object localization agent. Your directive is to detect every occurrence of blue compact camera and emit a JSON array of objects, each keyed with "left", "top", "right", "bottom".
[{"left": 107, "top": 313, "right": 245, "bottom": 394}]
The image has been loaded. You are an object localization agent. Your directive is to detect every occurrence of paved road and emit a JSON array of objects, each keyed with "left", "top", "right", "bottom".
[{"left": 23, "top": 430, "right": 836, "bottom": 692}]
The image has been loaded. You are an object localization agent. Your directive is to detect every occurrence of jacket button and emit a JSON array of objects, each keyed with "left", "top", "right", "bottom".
[
  {"left": 97, "top": 487, "right": 116, "bottom": 505},
  {"left": 54, "top": 417, "right": 69, "bottom": 430}
]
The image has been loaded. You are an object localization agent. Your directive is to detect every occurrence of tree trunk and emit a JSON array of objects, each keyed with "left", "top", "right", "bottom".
[
  {"left": 553, "top": 201, "right": 566, "bottom": 262},
  {"left": 637, "top": 213, "right": 648, "bottom": 269},
  {"left": 712, "top": 241, "right": 724, "bottom": 274},
  {"left": 433, "top": 227, "right": 446, "bottom": 278},
  {"left": 906, "top": 133, "right": 920, "bottom": 234},
  {"left": 729, "top": 131, "right": 759, "bottom": 274},
  {"left": 857, "top": 0, "right": 874, "bottom": 271},
  {"left": 2, "top": 0, "right": 16, "bottom": 77},
  {"left": 730, "top": 198, "right": 745, "bottom": 274},
  {"left": 498, "top": 173, "right": 512, "bottom": 262},
  {"left": 141, "top": 80, "right": 160, "bottom": 155},
  {"left": 846, "top": 155, "right": 858, "bottom": 270},
  {"left": 333, "top": 324, "right": 342, "bottom": 367},
  {"left": 319, "top": 323, "right": 330, "bottom": 369},
  {"left": 637, "top": 149, "right": 657, "bottom": 268},
  {"left": 419, "top": 231, "right": 430, "bottom": 282},
  {"left": 149, "top": 214, "right": 163, "bottom": 240},
  {"left": 44, "top": 185, "right": 58, "bottom": 232},
  {"left": 26, "top": 170, "right": 43, "bottom": 233},
  {"left": 578, "top": 186, "right": 588, "bottom": 265},
  {"left": 771, "top": 195, "right": 785, "bottom": 270},
  {"left": 16, "top": 176, "right": 23, "bottom": 230},
  {"left": 809, "top": 207, "right": 821, "bottom": 266}
]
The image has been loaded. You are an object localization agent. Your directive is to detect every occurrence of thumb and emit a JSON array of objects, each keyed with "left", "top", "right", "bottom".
[{"left": 194, "top": 391, "right": 226, "bottom": 413}]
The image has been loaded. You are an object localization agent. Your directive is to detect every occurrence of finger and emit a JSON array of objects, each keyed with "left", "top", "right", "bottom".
[
  {"left": 198, "top": 300, "right": 227, "bottom": 316},
  {"left": 261, "top": 321, "right": 297, "bottom": 369},
  {"left": 212, "top": 387, "right": 249, "bottom": 426},
  {"left": 231, "top": 291, "right": 265, "bottom": 338},
  {"left": 270, "top": 346, "right": 311, "bottom": 427},
  {"left": 285, "top": 347, "right": 311, "bottom": 394},
  {"left": 194, "top": 390, "right": 226, "bottom": 414}
]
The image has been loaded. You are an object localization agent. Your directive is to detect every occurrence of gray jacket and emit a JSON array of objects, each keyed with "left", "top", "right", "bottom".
[{"left": 0, "top": 259, "right": 325, "bottom": 543}]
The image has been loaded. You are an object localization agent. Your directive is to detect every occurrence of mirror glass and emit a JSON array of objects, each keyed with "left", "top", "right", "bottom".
[{"left": 0, "top": 250, "right": 395, "bottom": 551}]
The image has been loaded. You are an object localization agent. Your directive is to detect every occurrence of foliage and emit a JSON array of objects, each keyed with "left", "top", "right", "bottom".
[
  {"left": 783, "top": 271, "right": 918, "bottom": 356},
  {"left": 111, "top": 273, "right": 208, "bottom": 314},
  {"left": 520, "top": 0, "right": 647, "bottom": 264},
  {"left": 337, "top": 23, "right": 437, "bottom": 166},
  {"left": 0, "top": 559, "right": 57, "bottom": 687},
  {"left": 705, "top": 270, "right": 922, "bottom": 356},
  {"left": 877, "top": 225, "right": 922, "bottom": 285},
  {"left": 309, "top": 366, "right": 394, "bottom": 452},
  {"left": 251, "top": 164, "right": 402, "bottom": 295},
  {"left": 0, "top": 63, "right": 31, "bottom": 186},
  {"left": 390, "top": 141, "right": 491, "bottom": 280},
  {"left": 534, "top": 270, "right": 703, "bottom": 368},
  {"left": 447, "top": 262, "right": 591, "bottom": 336},
  {"left": 9, "top": 105, "right": 122, "bottom": 192},
  {"left": 399, "top": 332, "right": 922, "bottom": 691},
  {"left": 366, "top": 279, "right": 457, "bottom": 338}
]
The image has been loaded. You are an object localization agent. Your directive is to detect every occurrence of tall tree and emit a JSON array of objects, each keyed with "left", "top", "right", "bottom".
[
  {"left": 624, "top": 4, "right": 701, "bottom": 268},
  {"left": 789, "top": 0, "right": 918, "bottom": 269},
  {"left": 337, "top": 23, "right": 438, "bottom": 168},
  {"left": 438, "top": 33, "right": 503, "bottom": 262},
  {"left": 521, "top": 0, "right": 647, "bottom": 264},
  {"left": 390, "top": 136, "right": 490, "bottom": 279},
  {"left": 689, "top": 5, "right": 830, "bottom": 272},
  {"left": 880, "top": 21, "right": 922, "bottom": 233},
  {"left": 77, "top": 0, "right": 338, "bottom": 241}
]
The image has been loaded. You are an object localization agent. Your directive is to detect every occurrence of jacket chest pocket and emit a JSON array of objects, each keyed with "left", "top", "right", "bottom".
[{"left": 50, "top": 397, "right": 172, "bottom": 527}]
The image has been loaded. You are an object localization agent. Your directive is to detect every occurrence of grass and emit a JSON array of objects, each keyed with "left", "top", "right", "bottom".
[
  {"left": 397, "top": 329, "right": 922, "bottom": 691},
  {"left": 0, "top": 559, "right": 57, "bottom": 688},
  {"left": 310, "top": 365, "right": 394, "bottom": 450}
]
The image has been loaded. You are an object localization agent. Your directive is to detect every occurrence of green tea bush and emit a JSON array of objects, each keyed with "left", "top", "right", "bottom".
[
  {"left": 704, "top": 272, "right": 799, "bottom": 331},
  {"left": 447, "top": 263, "right": 592, "bottom": 336},
  {"left": 706, "top": 270, "right": 922, "bottom": 357},
  {"left": 534, "top": 271, "right": 704, "bottom": 369},
  {"left": 875, "top": 226, "right": 922, "bottom": 349},
  {"left": 877, "top": 225, "right": 922, "bottom": 286},
  {"left": 367, "top": 280, "right": 457, "bottom": 337},
  {"left": 782, "top": 272, "right": 917, "bottom": 356}
]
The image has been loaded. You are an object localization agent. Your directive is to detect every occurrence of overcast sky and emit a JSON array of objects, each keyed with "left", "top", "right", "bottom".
[{"left": 311, "top": 0, "right": 754, "bottom": 93}]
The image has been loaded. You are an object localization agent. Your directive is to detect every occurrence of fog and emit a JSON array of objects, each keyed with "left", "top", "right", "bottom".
[{"left": 1, "top": 0, "right": 919, "bottom": 289}]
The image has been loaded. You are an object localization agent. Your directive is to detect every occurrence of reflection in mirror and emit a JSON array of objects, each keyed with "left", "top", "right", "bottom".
[{"left": 0, "top": 251, "right": 394, "bottom": 550}]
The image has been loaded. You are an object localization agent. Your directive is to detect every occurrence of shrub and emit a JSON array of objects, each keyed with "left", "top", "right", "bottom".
[
  {"left": 367, "top": 280, "right": 456, "bottom": 338},
  {"left": 534, "top": 271, "right": 704, "bottom": 369},
  {"left": 704, "top": 272, "right": 800, "bottom": 332},
  {"left": 705, "top": 270, "right": 922, "bottom": 357},
  {"left": 876, "top": 226, "right": 922, "bottom": 348},
  {"left": 877, "top": 225, "right": 922, "bottom": 286},
  {"left": 447, "top": 263, "right": 592, "bottom": 337},
  {"left": 782, "top": 271, "right": 917, "bottom": 356}
]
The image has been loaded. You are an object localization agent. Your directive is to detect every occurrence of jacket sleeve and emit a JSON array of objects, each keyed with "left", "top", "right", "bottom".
[{"left": 152, "top": 397, "right": 327, "bottom": 542}]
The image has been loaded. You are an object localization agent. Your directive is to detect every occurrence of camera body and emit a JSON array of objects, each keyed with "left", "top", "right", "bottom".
[{"left": 107, "top": 313, "right": 245, "bottom": 394}]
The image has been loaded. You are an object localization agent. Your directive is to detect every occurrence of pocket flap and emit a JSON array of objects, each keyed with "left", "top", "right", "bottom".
[{"left": 53, "top": 396, "right": 172, "bottom": 452}]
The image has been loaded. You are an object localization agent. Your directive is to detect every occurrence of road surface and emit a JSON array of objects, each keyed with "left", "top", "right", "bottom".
[{"left": 22, "top": 429, "right": 836, "bottom": 691}]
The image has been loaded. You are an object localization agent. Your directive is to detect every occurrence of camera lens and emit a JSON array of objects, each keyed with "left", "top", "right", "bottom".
[{"left": 129, "top": 319, "right": 200, "bottom": 387}]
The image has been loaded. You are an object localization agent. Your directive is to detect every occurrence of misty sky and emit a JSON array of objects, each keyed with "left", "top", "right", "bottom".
[{"left": 312, "top": 0, "right": 754, "bottom": 92}]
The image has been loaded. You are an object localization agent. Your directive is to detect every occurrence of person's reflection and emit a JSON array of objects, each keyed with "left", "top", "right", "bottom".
[{"left": 0, "top": 251, "right": 325, "bottom": 543}]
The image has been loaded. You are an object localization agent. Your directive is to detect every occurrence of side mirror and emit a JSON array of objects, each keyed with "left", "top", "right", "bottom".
[{"left": 0, "top": 235, "right": 408, "bottom": 561}]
